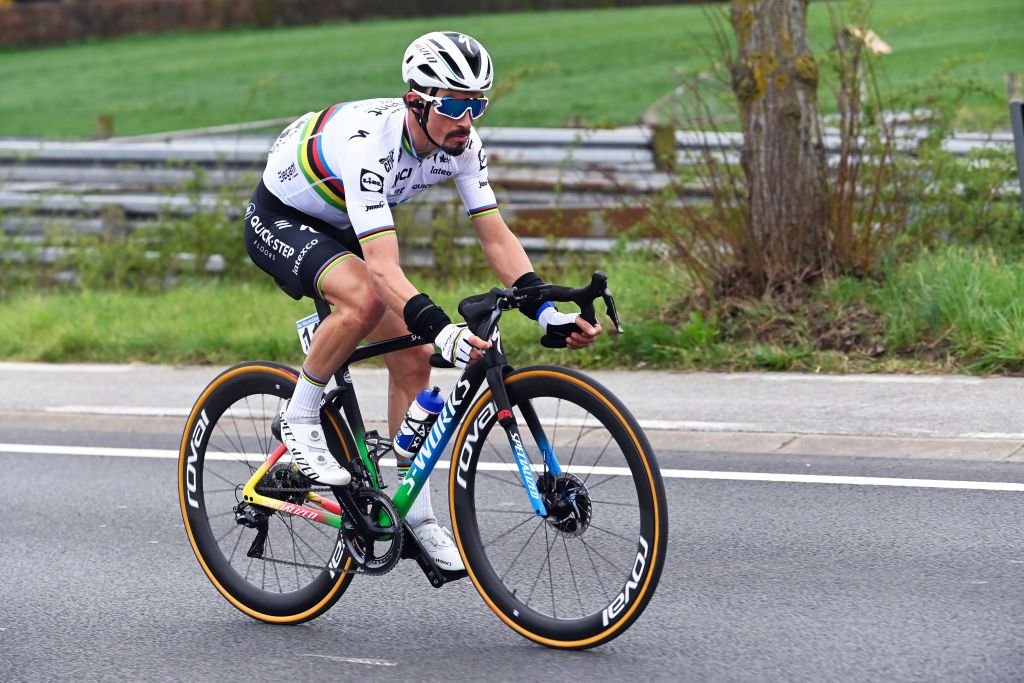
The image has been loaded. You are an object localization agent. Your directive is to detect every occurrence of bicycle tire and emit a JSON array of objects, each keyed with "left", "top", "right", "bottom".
[
  {"left": 178, "top": 361, "right": 358, "bottom": 624},
  {"left": 449, "top": 365, "right": 668, "bottom": 649}
]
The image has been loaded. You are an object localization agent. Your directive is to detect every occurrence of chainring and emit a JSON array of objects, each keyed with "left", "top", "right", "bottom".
[{"left": 340, "top": 488, "right": 403, "bottom": 575}]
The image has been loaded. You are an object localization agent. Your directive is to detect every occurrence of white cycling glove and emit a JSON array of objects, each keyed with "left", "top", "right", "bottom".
[
  {"left": 435, "top": 323, "right": 476, "bottom": 368},
  {"left": 537, "top": 306, "right": 580, "bottom": 333}
]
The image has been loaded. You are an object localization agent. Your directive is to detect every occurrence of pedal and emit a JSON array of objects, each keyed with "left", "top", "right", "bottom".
[{"left": 401, "top": 522, "right": 467, "bottom": 588}]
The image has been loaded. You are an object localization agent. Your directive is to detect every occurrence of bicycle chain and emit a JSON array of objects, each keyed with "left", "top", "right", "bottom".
[{"left": 247, "top": 485, "right": 399, "bottom": 576}]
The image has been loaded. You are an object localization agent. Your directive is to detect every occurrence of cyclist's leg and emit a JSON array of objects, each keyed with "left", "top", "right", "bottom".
[
  {"left": 364, "top": 309, "right": 462, "bottom": 569},
  {"left": 243, "top": 180, "right": 386, "bottom": 385},
  {"left": 243, "top": 182, "right": 385, "bottom": 482}
]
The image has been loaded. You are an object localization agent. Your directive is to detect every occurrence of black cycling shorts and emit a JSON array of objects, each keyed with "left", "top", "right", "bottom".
[{"left": 243, "top": 180, "right": 363, "bottom": 300}]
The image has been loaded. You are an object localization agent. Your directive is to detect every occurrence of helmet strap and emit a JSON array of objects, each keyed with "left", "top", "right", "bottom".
[{"left": 408, "top": 86, "right": 444, "bottom": 154}]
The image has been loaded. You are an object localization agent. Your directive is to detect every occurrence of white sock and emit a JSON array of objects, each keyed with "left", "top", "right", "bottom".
[
  {"left": 286, "top": 365, "right": 327, "bottom": 423},
  {"left": 398, "top": 461, "right": 436, "bottom": 527}
]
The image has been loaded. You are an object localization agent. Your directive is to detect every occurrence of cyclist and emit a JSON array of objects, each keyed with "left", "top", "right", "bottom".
[{"left": 243, "top": 31, "right": 601, "bottom": 571}]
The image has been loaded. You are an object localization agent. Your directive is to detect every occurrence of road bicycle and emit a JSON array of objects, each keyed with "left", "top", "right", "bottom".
[{"left": 178, "top": 272, "right": 668, "bottom": 649}]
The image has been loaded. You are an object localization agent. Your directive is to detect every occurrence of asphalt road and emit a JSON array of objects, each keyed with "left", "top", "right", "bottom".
[{"left": 3, "top": 415, "right": 1024, "bottom": 682}]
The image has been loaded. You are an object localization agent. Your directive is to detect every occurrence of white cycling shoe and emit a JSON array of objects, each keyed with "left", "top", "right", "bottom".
[
  {"left": 413, "top": 521, "right": 465, "bottom": 572},
  {"left": 278, "top": 405, "right": 351, "bottom": 486}
]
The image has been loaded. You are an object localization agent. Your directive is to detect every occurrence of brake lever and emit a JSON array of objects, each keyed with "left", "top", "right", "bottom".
[{"left": 602, "top": 288, "right": 624, "bottom": 334}]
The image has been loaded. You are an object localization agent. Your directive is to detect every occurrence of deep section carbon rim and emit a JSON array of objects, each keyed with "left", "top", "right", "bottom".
[
  {"left": 450, "top": 367, "right": 667, "bottom": 648},
  {"left": 179, "top": 363, "right": 355, "bottom": 622}
]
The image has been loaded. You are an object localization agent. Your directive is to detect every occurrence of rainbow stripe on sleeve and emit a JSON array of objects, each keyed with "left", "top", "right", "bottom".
[
  {"left": 357, "top": 225, "right": 397, "bottom": 244},
  {"left": 468, "top": 203, "right": 499, "bottom": 219},
  {"left": 297, "top": 104, "right": 348, "bottom": 213}
]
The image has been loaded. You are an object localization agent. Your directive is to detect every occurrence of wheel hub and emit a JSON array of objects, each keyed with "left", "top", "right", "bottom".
[{"left": 538, "top": 473, "right": 592, "bottom": 537}]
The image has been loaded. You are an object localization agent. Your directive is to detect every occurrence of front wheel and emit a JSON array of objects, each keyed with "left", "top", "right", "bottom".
[
  {"left": 178, "top": 361, "right": 358, "bottom": 624},
  {"left": 449, "top": 366, "right": 668, "bottom": 649}
]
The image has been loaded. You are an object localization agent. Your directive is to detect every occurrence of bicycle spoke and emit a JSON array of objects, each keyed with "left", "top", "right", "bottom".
[
  {"left": 228, "top": 525, "right": 245, "bottom": 565},
  {"left": 589, "top": 498, "right": 638, "bottom": 508},
  {"left": 524, "top": 522, "right": 559, "bottom": 611},
  {"left": 564, "top": 408, "right": 587, "bottom": 473},
  {"left": 476, "top": 469, "right": 526, "bottom": 489},
  {"left": 552, "top": 399, "right": 561, "bottom": 451},
  {"left": 587, "top": 523, "right": 634, "bottom": 545},
  {"left": 561, "top": 533, "right": 587, "bottom": 617},
  {"left": 292, "top": 520, "right": 336, "bottom": 575},
  {"left": 475, "top": 507, "right": 535, "bottom": 516},
  {"left": 216, "top": 521, "right": 242, "bottom": 546},
  {"left": 206, "top": 508, "right": 237, "bottom": 521},
  {"left": 581, "top": 432, "right": 615, "bottom": 489},
  {"left": 202, "top": 486, "right": 241, "bottom": 495},
  {"left": 260, "top": 541, "right": 267, "bottom": 591},
  {"left": 484, "top": 437, "right": 523, "bottom": 489},
  {"left": 583, "top": 473, "right": 620, "bottom": 492},
  {"left": 264, "top": 532, "right": 283, "bottom": 593},
  {"left": 279, "top": 515, "right": 302, "bottom": 588},
  {"left": 580, "top": 534, "right": 609, "bottom": 596},
  {"left": 296, "top": 514, "right": 337, "bottom": 543},
  {"left": 499, "top": 517, "right": 546, "bottom": 583},
  {"left": 483, "top": 514, "right": 541, "bottom": 549},
  {"left": 546, "top": 524, "right": 556, "bottom": 618},
  {"left": 577, "top": 535, "right": 621, "bottom": 572},
  {"left": 244, "top": 396, "right": 266, "bottom": 460},
  {"left": 206, "top": 443, "right": 258, "bottom": 475},
  {"left": 283, "top": 516, "right": 319, "bottom": 582}
]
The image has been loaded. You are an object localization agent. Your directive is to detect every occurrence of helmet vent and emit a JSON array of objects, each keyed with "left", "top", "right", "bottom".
[
  {"left": 464, "top": 49, "right": 481, "bottom": 75},
  {"left": 417, "top": 64, "right": 440, "bottom": 82},
  {"left": 439, "top": 51, "right": 463, "bottom": 78}
]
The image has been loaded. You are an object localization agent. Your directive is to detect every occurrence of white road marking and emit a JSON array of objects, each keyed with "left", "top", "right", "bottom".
[
  {"left": 43, "top": 405, "right": 768, "bottom": 432},
  {"left": 0, "top": 362, "right": 137, "bottom": 373},
  {"left": 301, "top": 654, "right": 397, "bottom": 667},
  {"left": 722, "top": 373, "right": 984, "bottom": 385},
  {"left": 46, "top": 405, "right": 190, "bottom": 417},
  {"left": 37, "top": 406, "right": 1024, "bottom": 441},
  {"left": 2, "top": 442, "right": 1023, "bottom": 492}
]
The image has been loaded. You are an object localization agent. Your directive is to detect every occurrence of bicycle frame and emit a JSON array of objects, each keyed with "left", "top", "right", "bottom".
[{"left": 240, "top": 312, "right": 562, "bottom": 529}]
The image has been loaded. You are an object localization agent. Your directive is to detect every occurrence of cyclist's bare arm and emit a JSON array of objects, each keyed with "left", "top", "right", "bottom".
[
  {"left": 472, "top": 212, "right": 534, "bottom": 286},
  {"left": 473, "top": 212, "right": 601, "bottom": 348},
  {"left": 361, "top": 234, "right": 490, "bottom": 357}
]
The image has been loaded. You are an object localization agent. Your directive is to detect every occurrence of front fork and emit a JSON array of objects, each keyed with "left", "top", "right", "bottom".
[{"left": 486, "top": 366, "right": 561, "bottom": 518}]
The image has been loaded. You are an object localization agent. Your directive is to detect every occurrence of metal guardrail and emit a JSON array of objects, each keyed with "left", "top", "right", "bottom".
[{"left": 0, "top": 125, "right": 1016, "bottom": 245}]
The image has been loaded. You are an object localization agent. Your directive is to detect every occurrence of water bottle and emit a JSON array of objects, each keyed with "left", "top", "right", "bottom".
[{"left": 393, "top": 387, "right": 444, "bottom": 458}]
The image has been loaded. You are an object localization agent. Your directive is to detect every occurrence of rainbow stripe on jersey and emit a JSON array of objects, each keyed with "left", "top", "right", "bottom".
[{"left": 297, "top": 104, "right": 348, "bottom": 213}]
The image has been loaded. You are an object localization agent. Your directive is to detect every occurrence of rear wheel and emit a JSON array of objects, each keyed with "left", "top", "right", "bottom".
[
  {"left": 178, "top": 361, "right": 357, "bottom": 623},
  {"left": 449, "top": 366, "right": 668, "bottom": 649}
]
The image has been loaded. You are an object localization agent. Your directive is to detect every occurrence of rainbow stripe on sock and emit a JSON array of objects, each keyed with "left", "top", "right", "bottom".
[{"left": 301, "top": 364, "right": 329, "bottom": 388}]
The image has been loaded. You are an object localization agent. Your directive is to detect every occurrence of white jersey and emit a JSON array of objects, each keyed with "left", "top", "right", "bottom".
[{"left": 262, "top": 98, "right": 498, "bottom": 246}]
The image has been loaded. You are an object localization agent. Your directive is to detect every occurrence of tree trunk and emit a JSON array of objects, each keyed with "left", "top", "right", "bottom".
[{"left": 730, "top": 0, "right": 830, "bottom": 292}]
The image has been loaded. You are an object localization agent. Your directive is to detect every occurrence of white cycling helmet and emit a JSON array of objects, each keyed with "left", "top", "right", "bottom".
[{"left": 402, "top": 31, "right": 493, "bottom": 93}]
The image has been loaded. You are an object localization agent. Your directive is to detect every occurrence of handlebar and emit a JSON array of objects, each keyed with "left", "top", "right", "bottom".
[
  {"left": 430, "top": 271, "right": 623, "bottom": 368},
  {"left": 461, "top": 270, "right": 624, "bottom": 345}
]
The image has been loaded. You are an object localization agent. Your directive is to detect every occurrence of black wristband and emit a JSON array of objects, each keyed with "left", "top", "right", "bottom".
[
  {"left": 403, "top": 292, "right": 452, "bottom": 340},
  {"left": 513, "top": 271, "right": 547, "bottom": 320}
]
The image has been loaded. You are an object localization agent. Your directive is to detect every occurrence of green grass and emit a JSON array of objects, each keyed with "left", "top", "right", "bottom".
[
  {"left": 5, "top": 248, "right": 1024, "bottom": 374},
  {"left": 0, "top": 0, "right": 1018, "bottom": 138}
]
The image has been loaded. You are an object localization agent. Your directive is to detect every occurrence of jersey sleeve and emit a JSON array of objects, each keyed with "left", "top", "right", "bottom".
[
  {"left": 454, "top": 130, "right": 499, "bottom": 220},
  {"left": 339, "top": 148, "right": 397, "bottom": 245}
]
